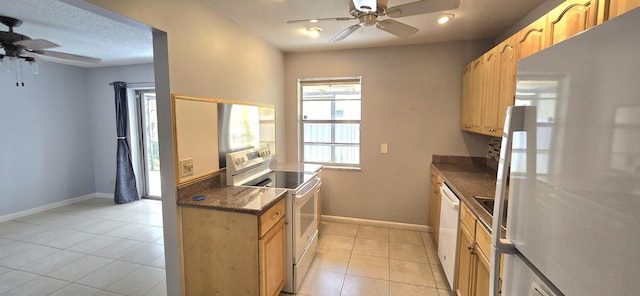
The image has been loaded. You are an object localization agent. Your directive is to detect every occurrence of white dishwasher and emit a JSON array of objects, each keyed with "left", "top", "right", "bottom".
[{"left": 438, "top": 183, "right": 460, "bottom": 290}]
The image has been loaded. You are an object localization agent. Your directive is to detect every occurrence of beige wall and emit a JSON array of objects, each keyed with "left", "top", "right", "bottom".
[
  {"left": 81, "top": 1, "right": 286, "bottom": 295},
  {"left": 285, "top": 41, "right": 492, "bottom": 225}
]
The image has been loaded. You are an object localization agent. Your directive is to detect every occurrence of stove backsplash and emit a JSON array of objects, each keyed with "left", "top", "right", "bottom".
[{"left": 487, "top": 137, "right": 501, "bottom": 161}]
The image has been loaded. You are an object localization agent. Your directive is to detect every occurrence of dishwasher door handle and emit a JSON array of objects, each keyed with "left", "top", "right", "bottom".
[{"left": 440, "top": 185, "right": 459, "bottom": 209}]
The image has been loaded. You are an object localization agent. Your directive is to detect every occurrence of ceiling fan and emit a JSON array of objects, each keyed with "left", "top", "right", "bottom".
[
  {"left": 287, "top": 0, "right": 460, "bottom": 42},
  {"left": 0, "top": 15, "right": 101, "bottom": 64}
]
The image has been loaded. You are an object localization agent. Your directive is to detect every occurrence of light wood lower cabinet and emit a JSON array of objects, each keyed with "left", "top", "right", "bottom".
[
  {"left": 455, "top": 214, "right": 475, "bottom": 296},
  {"left": 180, "top": 198, "right": 286, "bottom": 296},
  {"left": 429, "top": 167, "right": 443, "bottom": 245},
  {"left": 455, "top": 202, "right": 501, "bottom": 296}
]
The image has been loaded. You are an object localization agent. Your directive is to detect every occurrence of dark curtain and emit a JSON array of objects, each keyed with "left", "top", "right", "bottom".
[{"left": 113, "top": 81, "right": 139, "bottom": 204}]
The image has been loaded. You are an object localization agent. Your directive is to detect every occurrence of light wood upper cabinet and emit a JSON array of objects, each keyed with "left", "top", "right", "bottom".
[
  {"left": 547, "top": 0, "right": 600, "bottom": 45},
  {"left": 481, "top": 50, "right": 500, "bottom": 136},
  {"left": 517, "top": 16, "right": 549, "bottom": 60},
  {"left": 496, "top": 36, "right": 517, "bottom": 135},
  {"left": 461, "top": 57, "right": 484, "bottom": 133},
  {"left": 606, "top": 0, "right": 640, "bottom": 19}
]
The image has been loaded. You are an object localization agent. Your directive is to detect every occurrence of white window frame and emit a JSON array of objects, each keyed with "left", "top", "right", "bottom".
[{"left": 298, "top": 76, "right": 362, "bottom": 169}]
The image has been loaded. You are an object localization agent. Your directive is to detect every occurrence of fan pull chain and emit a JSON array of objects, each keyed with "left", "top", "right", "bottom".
[{"left": 14, "top": 59, "right": 24, "bottom": 87}]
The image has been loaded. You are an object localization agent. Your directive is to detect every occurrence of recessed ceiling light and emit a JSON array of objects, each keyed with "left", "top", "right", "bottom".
[
  {"left": 437, "top": 14, "right": 454, "bottom": 24},
  {"left": 307, "top": 27, "right": 322, "bottom": 38},
  {"left": 310, "top": 19, "right": 318, "bottom": 23}
]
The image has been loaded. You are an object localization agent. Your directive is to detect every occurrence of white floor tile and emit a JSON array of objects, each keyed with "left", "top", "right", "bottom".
[
  {"left": 0, "top": 240, "right": 38, "bottom": 260},
  {"left": 47, "top": 255, "right": 113, "bottom": 282},
  {"left": 148, "top": 254, "right": 166, "bottom": 269},
  {"left": 90, "top": 238, "right": 146, "bottom": 259},
  {"left": 49, "top": 283, "right": 101, "bottom": 296},
  {"left": 105, "top": 266, "right": 165, "bottom": 296},
  {"left": 0, "top": 244, "right": 60, "bottom": 268},
  {"left": 67, "top": 235, "right": 121, "bottom": 254},
  {"left": 119, "top": 243, "right": 165, "bottom": 265},
  {"left": 43, "top": 230, "right": 96, "bottom": 249},
  {"left": 127, "top": 226, "right": 164, "bottom": 242},
  {"left": 104, "top": 224, "right": 148, "bottom": 238},
  {"left": 18, "top": 250, "right": 85, "bottom": 275},
  {"left": 2, "top": 276, "right": 69, "bottom": 296},
  {"left": 76, "top": 260, "right": 142, "bottom": 289},
  {"left": 143, "top": 280, "right": 167, "bottom": 296},
  {"left": 0, "top": 270, "right": 39, "bottom": 293}
]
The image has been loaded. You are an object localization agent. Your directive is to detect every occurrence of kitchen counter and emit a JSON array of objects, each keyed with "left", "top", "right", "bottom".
[
  {"left": 431, "top": 156, "right": 499, "bottom": 232},
  {"left": 177, "top": 175, "right": 287, "bottom": 215}
]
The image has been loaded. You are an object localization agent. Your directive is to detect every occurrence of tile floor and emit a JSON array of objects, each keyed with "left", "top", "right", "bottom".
[
  {"left": 0, "top": 198, "right": 166, "bottom": 296},
  {"left": 284, "top": 222, "right": 454, "bottom": 296},
  {"left": 0, "top": 198, "right": 452, "bottom": 296}
]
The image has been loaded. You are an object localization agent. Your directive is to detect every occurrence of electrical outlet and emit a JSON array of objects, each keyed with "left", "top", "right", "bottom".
[{"left": 180, "top": 158, "right": 194, "bottom": 177}]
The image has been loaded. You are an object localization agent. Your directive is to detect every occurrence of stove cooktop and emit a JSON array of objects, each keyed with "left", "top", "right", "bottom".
[{"left": 244, "top": 171, "right": 314, "bottom": 190}]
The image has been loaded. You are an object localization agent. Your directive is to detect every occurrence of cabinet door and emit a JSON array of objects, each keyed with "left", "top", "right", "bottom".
[
  {"left": 429, "top": 170, "right": 443, "bottom": 245},
  {"left": 455, "top": 223, "right": 475, "bottom": 296},
  {"left": 473, "top": 248, "right": 491, "bottom": 296},
  {"left": 495, "top": 36, "right": 517, "bottom": 135},
  {"left": 461, "top": 64, "right": 473, "bottom": 131},
  {"left": 429, "top": 168, "right": 440, "bottom": 244},
  {"left": 481, "top": 50, "right": 500, "bottom": 136},
  {"left": 608, "top": 0, "right": 640, "bottom": 19},
  {"left": 517, "top": 16, "right": 548, "bottom": 60},
  {"left": 468, "top": 58, "right": 484, "bottom": 133},
  {"left": 260, "top": 218, "right": 286, "bottom": 296},
  {"left": 547, "top": 0, "right": 600, "bottom": 45}
]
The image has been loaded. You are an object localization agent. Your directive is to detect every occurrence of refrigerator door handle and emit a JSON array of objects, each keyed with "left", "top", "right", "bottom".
[{"left": 489, "top": 105, "right": 537, "bottom": 296}]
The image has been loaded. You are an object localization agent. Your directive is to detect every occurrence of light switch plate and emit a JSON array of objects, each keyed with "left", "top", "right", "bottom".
[
  {"left": 180, "top": 158, "right": 194, "bottom": 177},
  {"left": 381, "top": 143, "right": 388, "bottom": 154}
]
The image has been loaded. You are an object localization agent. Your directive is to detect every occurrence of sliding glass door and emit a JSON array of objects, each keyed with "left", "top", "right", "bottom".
[{"left": 135, "top": 90, "right": 161, "bottom": 198}]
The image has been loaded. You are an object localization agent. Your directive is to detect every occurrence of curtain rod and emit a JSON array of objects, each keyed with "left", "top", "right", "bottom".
[{"left": 108, "top": 81, "right": 155, "bottom": 86}]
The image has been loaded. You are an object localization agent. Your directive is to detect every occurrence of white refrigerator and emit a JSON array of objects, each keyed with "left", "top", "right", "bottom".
[{"left": 489, "top": 8, "right": 640, "bottom": 296}]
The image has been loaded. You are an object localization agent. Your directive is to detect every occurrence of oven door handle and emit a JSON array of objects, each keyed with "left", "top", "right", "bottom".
[{"left": 294, "top": 177, "right": 321, "bottom": 204}]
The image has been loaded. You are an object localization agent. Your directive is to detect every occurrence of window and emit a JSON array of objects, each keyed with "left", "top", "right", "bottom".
[{"left": 300, "top": 77, "right": 361, "bottom": 167}]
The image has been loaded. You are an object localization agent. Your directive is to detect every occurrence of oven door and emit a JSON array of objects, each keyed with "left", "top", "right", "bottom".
[{"left": 292, "top": 177, "right": 320, "bottom": 263}]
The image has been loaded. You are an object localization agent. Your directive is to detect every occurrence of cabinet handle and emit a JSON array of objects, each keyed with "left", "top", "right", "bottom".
[
  {"left": 465, "top": 125, "right": 471, "bottom": 128},
  {"left": 467, "top": 245, "right": 474, "bottom": 254},
  {"left": 272, "top": 211, "right": 281, "bottom": 220}
]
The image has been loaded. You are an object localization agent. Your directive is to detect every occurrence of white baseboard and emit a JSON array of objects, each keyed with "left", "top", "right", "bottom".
[
  {"left": 322, "top": 215, "right": 430, "bottom": 233},
  {"left": 0, "top": 193, "right": 100, "bottom": 223},
  {"left": 95, "top": 192, "right": 114, "bottom": 199}
]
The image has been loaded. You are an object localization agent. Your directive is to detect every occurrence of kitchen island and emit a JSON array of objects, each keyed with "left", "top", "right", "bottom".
[{"left": 177, "top": 175, "right": 288, "bottom": 296}]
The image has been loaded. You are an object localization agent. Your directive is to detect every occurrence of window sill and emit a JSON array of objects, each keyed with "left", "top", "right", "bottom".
[{"left": 323, "top": 165, "right": 361, "bottom": 172}]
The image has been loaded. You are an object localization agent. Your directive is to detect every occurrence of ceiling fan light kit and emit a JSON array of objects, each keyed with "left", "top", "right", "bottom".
[
  {"left": 1, "top": 15, "right": 101, "bottom": 86},
  {"left": 287, "top": 0, "right": 461, "bottom": 42},
  {"left": 307, "top": 27, "right": 322, "bottom": 38},
  {"left": 437, "top": 14, "right": 455, "bottom": 24}
]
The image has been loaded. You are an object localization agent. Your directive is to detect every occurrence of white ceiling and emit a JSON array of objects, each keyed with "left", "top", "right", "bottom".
[
  {"left": 1, "top": 0, "right": 544, "bottom": 68},
  {"left": 0, "top": 0, "right": 153, "bottom": 68},
  {"left": 203, "top": 0, "right": 546, "bottom": 52}
]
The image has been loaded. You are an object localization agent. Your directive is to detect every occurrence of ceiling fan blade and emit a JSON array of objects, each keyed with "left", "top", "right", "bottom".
[
  {"left": 329, "top": 23, "right": 364, "bottom": 42},
  {"left": 386, "top": 0, "right": 460, "bottom": 18},
  {"left": 14, "top": 39, "right": 60, "bottom": 50},
  {"left": 376, "top": 19, "right": 418, "bottom": 37},
  {"left": 38, "top": 50, "right": 101, "bottom": 63},
  {"left": 287, "top": 17, "right": 355, "bottom": 24}
]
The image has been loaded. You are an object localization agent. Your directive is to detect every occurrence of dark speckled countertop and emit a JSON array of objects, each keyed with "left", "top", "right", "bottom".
[
  {"left": 431, "top": 155, "right": 499, "bottom": 233},
  {"left": 177, "top": 174, "right": 287, "bottom": 215}
]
